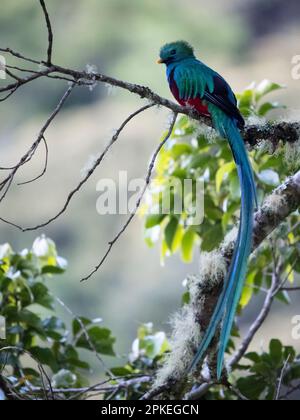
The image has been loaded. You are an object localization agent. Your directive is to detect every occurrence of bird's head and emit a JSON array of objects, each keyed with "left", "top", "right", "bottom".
[{"left": 157, "top": 41, "right": 195, "bottom": 65}]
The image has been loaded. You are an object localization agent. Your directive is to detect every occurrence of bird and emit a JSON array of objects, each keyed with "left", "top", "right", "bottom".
[{"left": 157, "top": 41, "right": 257, "bottom": 379}]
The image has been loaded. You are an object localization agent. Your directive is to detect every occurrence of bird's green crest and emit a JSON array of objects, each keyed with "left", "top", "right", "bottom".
[{"left": 159, "top": 41, "right": 195, "bottom": 64}]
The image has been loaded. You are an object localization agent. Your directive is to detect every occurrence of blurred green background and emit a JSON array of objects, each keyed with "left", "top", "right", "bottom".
[{"left": 0, "top": 0, "right": 300, "bottom": 376}]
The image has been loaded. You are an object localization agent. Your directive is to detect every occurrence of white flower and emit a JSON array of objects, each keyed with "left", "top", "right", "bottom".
[{"left": 0, "top": 243, "right": 13, "bottom": 260}]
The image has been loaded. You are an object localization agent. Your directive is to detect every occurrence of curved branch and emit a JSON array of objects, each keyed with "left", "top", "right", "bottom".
[{"left": 17, "top": 135, "right": 49, "bottom": 186}]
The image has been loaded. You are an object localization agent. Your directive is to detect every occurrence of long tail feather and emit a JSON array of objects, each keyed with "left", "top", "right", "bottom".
[{"left": 189, "top": 118, "right": 256, "bottom": 379}]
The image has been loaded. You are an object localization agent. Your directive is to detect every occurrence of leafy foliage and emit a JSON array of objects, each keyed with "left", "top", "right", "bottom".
[
  {"left": 236, "top": 340, "right": 299, "bottom": 400},
  {"left": 0, "top": 236, "right": 115, "bottom": 398}
]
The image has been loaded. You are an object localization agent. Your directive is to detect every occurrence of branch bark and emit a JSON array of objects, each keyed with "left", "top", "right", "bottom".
[{"left": 0, "top": 48, "right": 299, "bottom": 147}]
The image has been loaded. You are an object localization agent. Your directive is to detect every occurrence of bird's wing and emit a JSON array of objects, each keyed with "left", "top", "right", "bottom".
[
  {"left": 203, "top": 74, "right": 245, "bottom": 129},
  {"left": 173, "top": 61, "right": 244, "bottom": 128}
]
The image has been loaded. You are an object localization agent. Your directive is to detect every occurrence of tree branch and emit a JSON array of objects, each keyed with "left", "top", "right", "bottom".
[
  {"left": 0, "top": 83, "right": 75, "bottom": 204},
  {"left": 17, "top": 135, "right": 49, "bottom": 186},
  {"left": 1, "top": 47, "right": 299, "bottom": 146},
  {"left": 0, "top": 104, "right": 154, "bottom": 231},
  {"left": 39, "top": 0, "right": 53, "bottom": 65}
]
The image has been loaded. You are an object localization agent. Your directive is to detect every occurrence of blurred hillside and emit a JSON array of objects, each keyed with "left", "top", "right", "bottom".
[{"left": 0, "top": 0, "right": 300, "bottom": 375}]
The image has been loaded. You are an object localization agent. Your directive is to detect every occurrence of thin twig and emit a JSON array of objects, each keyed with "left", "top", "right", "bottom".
[
  {"left": 18, "top": 136, "right": 49, "bottom": 185},
  {"left": 0, "top": 104, "right": 154, "bottom": 231},
  {"left": 229, "top": 385, "right": 249, "bottom": 401},
  {"left": 39, "top": 0, "right": 53, "bottom": 65},
  {"left": 0, "top": 67, "right": 55, "bottom": 94},
  {"left": 0, "top": 86, "right": 19, "bottom": 102},
  {"left": 81, "top": 112, "right": 178, "bottom": 282},
  {"left": 279, "top": 382, "right": 300, "bottom": 400},
  {"left": 0, "top": 47, "right": 40, "bottom": 64},
  {"left": 273, "top": 259, "right": 298, "bottom": 294},
  {"left": 274, "top": 356, "right": 290, "bottom": 400},
  {"left": 6, "top": 64, "right": 40, "bottom": 74},
  {"left": 54, "top": 295, "right": 115, "bottom": 380},
  {"left": 5, "top": 68, "right": 23, "bottom": 82}
]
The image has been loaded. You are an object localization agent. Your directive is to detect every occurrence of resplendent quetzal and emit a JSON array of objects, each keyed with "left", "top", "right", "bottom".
[{"left": 158, "top": 41, "right": 257, "bottom": 379}]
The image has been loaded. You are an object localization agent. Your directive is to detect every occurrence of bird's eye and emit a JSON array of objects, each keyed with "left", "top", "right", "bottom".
[{"left": 170, "top": 49, "right": 176, "bottom": 55}]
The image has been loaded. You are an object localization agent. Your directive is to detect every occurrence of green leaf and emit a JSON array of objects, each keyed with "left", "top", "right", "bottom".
[
  {"left": 171, "top": 224, "right": 184, "bottom": 253},
  {"left": 252, "top": 361, "right": 273, "bottom": 377},
  {"left": 276, "top": 290, "right": 291, "bottom": 305},
  {"left": 258, "top": 102, "right": 286, "bottom": 117},
  {"left": 201, "top": 223, "right": 223, "bottom": 252},
  {"left": 237, "top": 88, "right": 254, "bottom": 109},
  {"left": 216, "top": 161, "right": 236, "bottom": 193},
  {"left": 145, "top": 214, "right": 165, "bottom": 229},
  {"left": 72, "top": 317, "right": 93, "bottom": 336},
  {"left": 31, "top": 283, "right": 54, "bottom": 310},
  {"left": 269, "top": 339, "right": 283, "bottom": 366},
  {"left": 30, "top": 347, "right": 59, "bottom": 372},
  {"left": 240, "top": 271, "right": 256, "bottom": 308},
  {"left": 76, "top": 326, "right": 116, "bottom": 356},
  {"left": 182, "top": 291, "right": 190, "bottom": 305},
  {"left": 181, "top": 229, "right": 196, "bottom": 263},
  {"left": 16, "top": 310, "right": 45, "bottom": 334},
  {"left": 41, "top": 265, "right": 65, "bottom": 275},
  {"left": 169, "top": 143, "right": 193, "bottom": 158},
  {"left": 188, "top": 153, "right": 211, "bottom": 170},
  {"left": 245, "top": 352, "right": 261, "bottom": 363},
  {"left": 283, "top": 346, "right": 296, "bottom": 364},
  {"left": 255, "top": 80, "right": 285, "bottom": 102},
  {"left": 205, "top": 195, "right": 223, "bottom": 220},
  {"left": 164, "top": 217, "right": 179, "bottom": 251},
  {"left": 237, "top": 375, "right": 266, "bottom": 400},
  {"left": 111, "top": 366, "right": 133, "bottom": 377},
  {"left": 229, "top": 171, "right": 240, "bottom": 200}
]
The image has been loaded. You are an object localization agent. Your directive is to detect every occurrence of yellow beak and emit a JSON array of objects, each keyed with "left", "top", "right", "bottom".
[{"left": 157, "top": 58, "right": 164, "bottom": 64}]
